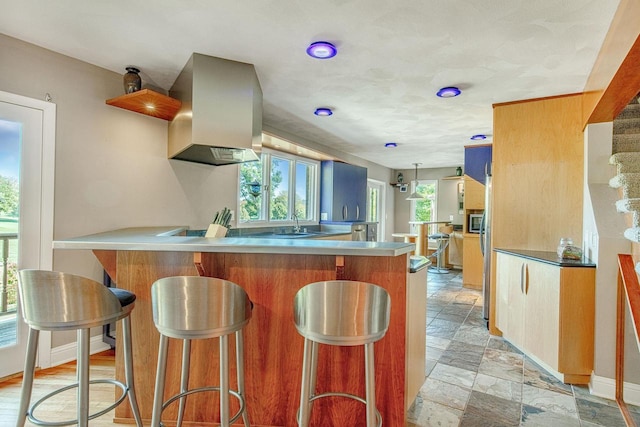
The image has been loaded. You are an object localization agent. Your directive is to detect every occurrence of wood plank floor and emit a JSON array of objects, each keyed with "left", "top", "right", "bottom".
[{"left": 0, "top": 350, "right": 126, "bottom": 427}]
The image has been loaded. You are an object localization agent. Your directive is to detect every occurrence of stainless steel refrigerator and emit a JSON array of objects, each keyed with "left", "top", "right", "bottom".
[{"left": 480, "top": 172, "right": 492, "bottom": 324}]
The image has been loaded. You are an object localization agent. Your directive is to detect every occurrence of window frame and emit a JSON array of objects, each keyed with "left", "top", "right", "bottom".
[
  {"left": 409, "top": 179, "right": 438, "bottom": 234},
  {"left": 237, "top": 148, "right": 320, "bottom": 228}
]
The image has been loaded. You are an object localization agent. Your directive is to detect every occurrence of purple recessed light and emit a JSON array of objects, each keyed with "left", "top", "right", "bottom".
[
  {"left": 306, "top": 41, "right": 337, "bottom": 59},
  {"left": 436, "top": 86, "right": 461, "bottom": 98},
  {"left": 385, "top": 142, "right": 398, "bottom": 148},
  {"left": 470, "top": 134, "right": 487, "bottom": 140},
  {"left": 314, "top": 107, "right": 333, "bottom": 116}
]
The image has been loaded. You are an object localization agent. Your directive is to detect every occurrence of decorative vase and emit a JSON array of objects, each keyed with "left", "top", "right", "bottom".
[
  {"left": 123, "top": 67, "right": 142, "bottom": 94},
  {"left": 456, "top": 166, "right": 462, "bottom": 176},
  {"left": 397, "top": 173, "right": 404, "bottom": 183}
]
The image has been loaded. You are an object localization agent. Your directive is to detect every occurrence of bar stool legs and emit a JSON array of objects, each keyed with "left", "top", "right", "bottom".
[
  {"left": 150, "top": 276, "right": 252, "bottom": 427},
  {"left": 365, "top": 342, "right": 377, "bottom": 427},
  {"left": 294, "top": 281, "right": 390, "bottom": 427},
  {"left": 16, "top": 328, "right": 39, "bottom": 427},
  {"left": 151, "top": 331, "right": 251, "bottom": 427}
]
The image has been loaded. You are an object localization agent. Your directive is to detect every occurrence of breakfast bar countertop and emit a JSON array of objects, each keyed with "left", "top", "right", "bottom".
[{"left": 52, "top": 226, "right": 415, "bottom": 257}]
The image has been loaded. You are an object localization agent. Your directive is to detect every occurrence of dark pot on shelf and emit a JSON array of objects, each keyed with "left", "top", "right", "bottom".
[{"left": 123, "top": 67, "right": 141, "bottom": 94}]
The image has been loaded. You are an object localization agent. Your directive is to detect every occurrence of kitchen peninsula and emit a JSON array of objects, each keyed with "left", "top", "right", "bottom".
[{"left": 53, "top": 227, "right": 421, "bottom": 426}]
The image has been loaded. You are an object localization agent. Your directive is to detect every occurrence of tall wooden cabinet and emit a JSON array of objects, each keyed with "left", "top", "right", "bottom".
[
  {"left": 496, "top": 250, "right": 595, "bottom": 384},
  {"left": 462, "top": 144, "right": 492, "bottom": 289},
  {"left": 490, "top": 93, "right": 585, "bottom": 334}
]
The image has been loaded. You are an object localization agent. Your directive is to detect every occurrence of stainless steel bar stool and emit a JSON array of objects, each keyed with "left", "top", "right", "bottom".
[
  {"left": 428, "top": 232, "right": 450, "bottom": 274},
  {"left": 150, "top": 276, "right": 252, "bottom": 427},
  {"left": 293, "top": 280, "right": 391, "bottom": 427},
  {"left": 16, "top": 269, "right": 143, "bottom": 427}
]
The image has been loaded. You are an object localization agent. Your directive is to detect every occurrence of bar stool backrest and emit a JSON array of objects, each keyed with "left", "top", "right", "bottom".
[
  {"left": 18, "top": 269, "right": 128, "bottom": 331},
  {"left": 294, "top": 280, "right": 391, "bottom": 346},
  {"left": 151, "top": 276, "right": 252, "bottom": 339}
]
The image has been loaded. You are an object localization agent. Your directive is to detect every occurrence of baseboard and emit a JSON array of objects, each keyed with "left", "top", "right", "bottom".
[
  {"left": 49, "top": 335, "right": 111, "bottom": 368},
  {"left": 590, "top": 374, "right": 640, "bottom": 406}
]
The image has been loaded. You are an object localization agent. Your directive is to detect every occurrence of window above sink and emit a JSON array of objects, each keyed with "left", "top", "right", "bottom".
[{"left": 238, "top": 147, "right": 320, "bottom": 229}]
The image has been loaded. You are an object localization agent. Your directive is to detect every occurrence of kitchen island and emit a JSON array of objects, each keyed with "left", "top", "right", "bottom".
[{"left": 53, "top": 227, "right": 420, "bottom": 426}]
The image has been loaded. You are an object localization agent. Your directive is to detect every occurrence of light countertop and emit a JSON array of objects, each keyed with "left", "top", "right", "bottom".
[{"left": 53, "top": 226, "right": 415, "bottom": 257}]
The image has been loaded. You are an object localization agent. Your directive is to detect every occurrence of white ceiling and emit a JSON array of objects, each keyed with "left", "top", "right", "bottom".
[{"left": 0, "top": 0, "right": 621, "bottom": 170}]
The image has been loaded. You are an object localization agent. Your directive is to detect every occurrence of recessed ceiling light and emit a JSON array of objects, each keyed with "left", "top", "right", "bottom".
[
  {"left": 470, "top": 134, "right": 487, "bottom": 140},
  {"left": 436, "top": 87, "right": 461, "bottom": 98},
  {"left": 306, "top": 41, "right": 337, "bottom": 59},
  {"left": 314, "top": 108, "right": 333, "bottom": 116},
  {"left": 385, "top": 142, "right": 398, "bottom": 148}
]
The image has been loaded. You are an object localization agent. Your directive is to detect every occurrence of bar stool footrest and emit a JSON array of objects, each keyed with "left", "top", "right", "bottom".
[
  {"left": 27, "top": 379, "right": 129, "bottom": 427},
  {"left": 160, "top": 386, "right": 246, "bottom": 425},
  {"left": 299, "top": 391, "right": 382, "bottom": 427}
]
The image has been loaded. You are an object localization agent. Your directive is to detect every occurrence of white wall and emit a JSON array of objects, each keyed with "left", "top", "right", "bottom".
[
  {"left": 583, "top": 122, "right": 640, "bottom": 403},
  {"left": 1, "top": 34, "right": 393, "bottom": 347}
]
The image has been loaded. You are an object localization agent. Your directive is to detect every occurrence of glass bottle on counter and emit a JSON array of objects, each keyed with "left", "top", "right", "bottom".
[{"left": 557, "top": 237, "right": 573, "bottom": 258}]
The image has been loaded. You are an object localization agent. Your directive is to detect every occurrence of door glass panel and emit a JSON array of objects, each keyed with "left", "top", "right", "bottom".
[
  {"left": 367, "top": 187, "right": 378, "bottom": 222},
  {"left": 0, "top": 119, "right": 20, "bottom": 349},
  {"left": 295, "top": 162, "right": 312, "bottom": 220},
  {"left": 270, "top": 156, "right": 290, "bottom": 220}
]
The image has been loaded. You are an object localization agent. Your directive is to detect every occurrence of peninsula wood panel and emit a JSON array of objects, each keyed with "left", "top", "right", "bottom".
[
  {"left": 491, "top": 93, "right": 584, "bottom": 334},
  {"left": 112, "top": 251, "right": 199, "bottom": 422},
  {"left": 103, "top": 250, "right": 412, "bottom": 426}
]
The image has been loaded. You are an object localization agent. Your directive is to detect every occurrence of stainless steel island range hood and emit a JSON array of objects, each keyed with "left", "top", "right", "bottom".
[{"left": 168, "top": 53, "right": 262, "bottom": 166}]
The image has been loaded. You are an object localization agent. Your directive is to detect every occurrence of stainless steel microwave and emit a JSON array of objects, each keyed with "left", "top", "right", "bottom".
[{"left": 468, "top": 213, "right": 483, "bottom": 233}]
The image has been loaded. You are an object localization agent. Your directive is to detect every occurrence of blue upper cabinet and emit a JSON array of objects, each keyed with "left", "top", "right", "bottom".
[
  {"left": 464, "top": 144, "right": 492, "bottom": 184},
  {"left": 320, "top": 161, "right": 367, "bottom": 222}
]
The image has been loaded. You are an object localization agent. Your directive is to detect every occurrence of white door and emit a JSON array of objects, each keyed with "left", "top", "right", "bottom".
[
  {"left": 366, "top": 179, "right": 385, "bottom": 241},
  {"left": 0, "top": 91, "right": 55, "bottom": 377}
]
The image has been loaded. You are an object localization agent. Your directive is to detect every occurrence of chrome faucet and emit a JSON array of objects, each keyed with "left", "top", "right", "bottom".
[{"left": 292, "top": 213, "right": 300, "bottom": 233}]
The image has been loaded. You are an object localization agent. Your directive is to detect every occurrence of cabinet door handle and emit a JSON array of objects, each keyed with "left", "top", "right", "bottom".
[
  {"left": 520, "top": 263, "right": 525, "bottom": 294},
  {"left": 524, "top": 264, "right": 529, "bottom": 294},
  {"left": 343, "top": 205, "right": 348, "bottom": 220},
  {"left": 356, "top": 205, "right": 360, "bottom": 220}
]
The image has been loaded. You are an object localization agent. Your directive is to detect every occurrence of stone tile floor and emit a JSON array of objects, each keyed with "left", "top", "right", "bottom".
[{"left": 406, "top": 269, "right": 640, "bottom": 427}]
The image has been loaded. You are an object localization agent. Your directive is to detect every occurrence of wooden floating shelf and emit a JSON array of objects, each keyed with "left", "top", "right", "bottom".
[{"left": 106, "top": 89, "right": 181, "bottom": 121}]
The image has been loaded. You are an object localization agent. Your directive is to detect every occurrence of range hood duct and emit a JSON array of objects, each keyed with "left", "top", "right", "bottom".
[{"left": 168, "top": 53, "right": 262, "bottom": 166}]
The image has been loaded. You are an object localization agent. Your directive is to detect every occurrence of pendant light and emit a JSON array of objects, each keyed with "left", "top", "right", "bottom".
[{"left": 406, "top": 163, "right": 425, "bottom": 200}]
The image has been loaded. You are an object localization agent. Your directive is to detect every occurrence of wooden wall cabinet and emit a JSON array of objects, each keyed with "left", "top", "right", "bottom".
[
  {"left": 462, "top": 235, "right": 483, "bottom": 289},
  {"left": 496, "top": 252, "right": 595, "bottom": 384},
  {"left": 490, "top": 93, "right": 585, "bottom": 335},
  {"left": 462, "top": 145, "right": 492, "bottom": 289}
]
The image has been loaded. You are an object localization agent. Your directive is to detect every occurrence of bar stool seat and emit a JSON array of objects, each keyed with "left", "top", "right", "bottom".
[
  {"left": 16, "top": 269, "right": 142, "bottom": 427},
  {"left": 294, "top": 280, "right": 391, "bottom": 427},
  {"left": 150, "top": 276, "right": 252, "bottom": 427}
]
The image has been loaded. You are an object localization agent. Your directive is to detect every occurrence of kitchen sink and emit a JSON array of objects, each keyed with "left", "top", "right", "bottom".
[{"left": 244, "top": 231, "right": 320, "bottom": 239}]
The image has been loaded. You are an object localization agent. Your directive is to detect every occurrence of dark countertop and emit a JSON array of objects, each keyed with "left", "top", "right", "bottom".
[{"left": 494, "top": 248, "right": 596, "bottom": 268}]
